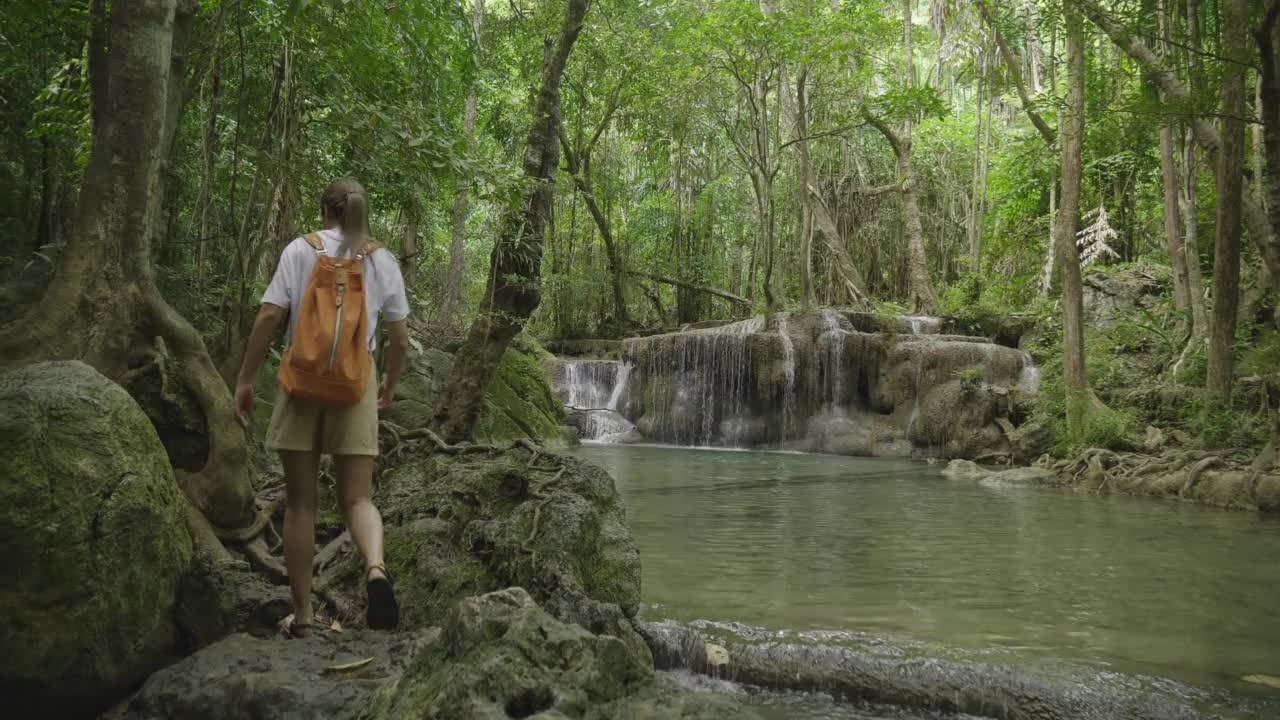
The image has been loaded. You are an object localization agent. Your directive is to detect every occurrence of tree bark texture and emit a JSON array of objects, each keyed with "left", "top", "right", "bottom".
[
  {"left": 1206, "top": 0, "right": 1248, "bottom": 398},
  {"left": 1059, "top": 0, "right": 1090, "bottom": 426},
  {"left": 1156, "top": 0, "right": 1190, "bottom": 322},
  {"left": 0, "top": 0, "right": 255, "bottom": 529},
  {"left": 431, "top": 0, "right": 588, "bottom": 443},
  {"left": 866, "top": 113, "right": 936, "bottom": 312}
]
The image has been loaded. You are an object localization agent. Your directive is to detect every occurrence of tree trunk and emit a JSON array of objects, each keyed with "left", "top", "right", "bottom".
[
  {"left": 1157, "top": 0, "right": 1190, "bottom": 322},
  {"left": 0, "top": 0, "right": 254, "bottom": 530},
  {"left": 808, "top": 183, "right": 872, "bottom": 307},
  {"left": 195, "top": 45, "right": 222, "bottom": 291},
  {"left": 1059, "top": 0, "right": 1090, "bottom": 430},
  {"left": 557, "top": 81, "right": 630, "bottom": 329},
  {"left": 1160, "top": 127, "right": 1191, "bottom": 318},
  {"left": 442, "top": 0, "right": 486, "bottom": 331},
  {"left": 1206, "top": 0, "right": 1248, "bottom": 399},
  {"left": 968, "top": 47, "right": 986, "bottom": 273},
  {"left": 430, "top": 0, "right": 588, "bottom": 442},
  {"left": 866, "top": 113, "right": 936, "bottom": 312},
  {"left": 795, "top": 67, "right": 816, "bottom": 309},
  {"left": 1258, "top": 3, "right": 1280, "bottom": 253},
  {"left": 400, "top": 196, "right": 420, "bottom": 286},
  {"left": 625, "top": 271, "right": 751, "bottom": 309}
]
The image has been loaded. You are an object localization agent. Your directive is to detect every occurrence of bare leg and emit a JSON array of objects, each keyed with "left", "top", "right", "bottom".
[
  {"left": 335, "top": 455, "right": 385, "bottom": 580},
  {"left": 280, "top": 449, "right": 320, "bottom": 629}
]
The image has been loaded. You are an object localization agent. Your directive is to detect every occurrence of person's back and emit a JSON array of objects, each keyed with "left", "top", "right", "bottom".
[{"left": 234, "top": 177, "right": 411, "bottom": 636}]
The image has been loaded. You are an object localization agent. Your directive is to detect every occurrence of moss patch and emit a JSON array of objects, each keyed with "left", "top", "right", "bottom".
[{"left": 0, "top": 361, "right": 193, "bottom": 717}]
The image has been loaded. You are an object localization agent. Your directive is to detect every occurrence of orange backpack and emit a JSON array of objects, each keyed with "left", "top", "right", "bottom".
[{"left": 278, "top": 233, "right": 381, "bottom": 406}]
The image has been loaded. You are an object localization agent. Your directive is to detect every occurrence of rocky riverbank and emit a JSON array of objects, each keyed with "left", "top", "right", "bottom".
[
  {"left": 0, "top": 360, "right": 757, "bottom": 719},
  {"left": 944, "top": 450, "right": 1280, "bottom": 512}
]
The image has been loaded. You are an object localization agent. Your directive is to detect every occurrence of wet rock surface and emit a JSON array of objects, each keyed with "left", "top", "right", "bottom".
[
  {"left": 323, "top": 449, "right": 646, "bottom": 659},
  {"left": 584, "top": 308, "right": 1035, "bottom": 460},
  {"left": 127, "top": 589, "right": 756, "bottom": 720},
  {"left": 636, "top": 620, "right": 1262, "bottom": 720},
  {"left": 0, "top": 361, "right": 194, "bottom": 718}
]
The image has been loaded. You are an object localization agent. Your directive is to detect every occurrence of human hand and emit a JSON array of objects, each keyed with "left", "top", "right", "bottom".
[
  {"left": 378, "top": 378, "right": 395, "bottom": 410},
  {"left": 234, "top": 383, "right": 255, "bottom": 429}
]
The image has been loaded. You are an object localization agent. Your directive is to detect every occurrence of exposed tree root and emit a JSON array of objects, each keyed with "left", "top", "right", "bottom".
[{"left": 313, "top": 530, "right": 351, "bottom": 575}]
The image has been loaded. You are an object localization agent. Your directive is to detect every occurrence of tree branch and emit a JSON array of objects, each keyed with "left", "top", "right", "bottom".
[
  {"left": 625, "top": 271, "right": 752, "bottom": 307},
  {"left": 976, "top": 0, "right": 1056, "bottom": 146}
]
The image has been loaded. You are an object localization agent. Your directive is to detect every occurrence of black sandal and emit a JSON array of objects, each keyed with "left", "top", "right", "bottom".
[
  {"left": 366, "top": 564, "right": 399, "bottom": 630},
  {"left": 286, "top": 618, "right": 316, "bottom": 639}
]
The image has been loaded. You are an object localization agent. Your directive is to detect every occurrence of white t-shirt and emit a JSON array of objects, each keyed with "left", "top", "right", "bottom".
[{"left": 262, "top": 228, "right": 410, "bottom": 350}]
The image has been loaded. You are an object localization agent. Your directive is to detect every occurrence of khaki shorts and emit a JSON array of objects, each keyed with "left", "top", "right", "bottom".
[{"left": 267, "top": 371, "right": 379, "bottom": 456}]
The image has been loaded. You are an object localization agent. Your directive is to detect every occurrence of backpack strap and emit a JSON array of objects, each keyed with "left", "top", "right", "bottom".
[
  {"left": 355, "top": 241, "right": 382, "bottom": 260},
  {"left": 302, "top": 232, "right": 327, "bottom": 255}
]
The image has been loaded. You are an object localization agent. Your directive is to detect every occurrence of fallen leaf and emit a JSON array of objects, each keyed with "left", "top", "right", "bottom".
[
  {"left": 325, "top": 657, "right": 375, "bottom": 674},
  {"left": 1243, "top": 674, "right": 1280, "bottom": 689}
]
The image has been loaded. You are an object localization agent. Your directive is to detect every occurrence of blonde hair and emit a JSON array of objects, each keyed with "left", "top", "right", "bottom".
[{"left": 321, "top": 177, "right": 370, "bottom": 257}]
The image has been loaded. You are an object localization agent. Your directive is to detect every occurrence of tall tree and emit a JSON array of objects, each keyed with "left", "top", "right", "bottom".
[
  {"left": 866, "top": 0, "right": 936, "bottom": 312},
  {"left": 0, "top": 0, "right": 254, "bottom": 530},
  {"left": 431, "top": 0, "right": 589, "bottom": 442},
  {"left": 1156, "top": 0, "right": 1191, "bottom": 327},
  {"left": 1059, "top": 0, "right": 1090, "bottom": 431},
  {"left": 1207, "top": 0, "right": 1249, "bottom": 398}
]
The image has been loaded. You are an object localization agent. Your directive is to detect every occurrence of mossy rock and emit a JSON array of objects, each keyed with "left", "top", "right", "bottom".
[
  {"left": 385, "top": 334, "right": 572, "bottom": 447},
  {"left": 0, "top": 361, "right": 193, "bottom": 718},
  {"left": 331, "top": 449, "right": 642, "bottom": 646}
]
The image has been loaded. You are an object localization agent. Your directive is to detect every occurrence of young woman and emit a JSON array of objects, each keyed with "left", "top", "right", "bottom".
[{"left": 233, "top": 177, "right": 410, "bottom": 636}]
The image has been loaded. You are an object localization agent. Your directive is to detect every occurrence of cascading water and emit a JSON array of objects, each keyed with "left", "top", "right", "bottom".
[
  {"left": 558, "top": 360, "right": 637, "bottom": 442},
  {"left": 557, "top": 308, "right": 1041, "bottom": 456},
  {"left": 777, "top": 315, "right": 797, "bottom": 436},
  {"left": 1018, "top": 352, "right": 1041, "bottom": 393},
  {"left": 819, "top": 309, "right": 848, "bottom": 411}
]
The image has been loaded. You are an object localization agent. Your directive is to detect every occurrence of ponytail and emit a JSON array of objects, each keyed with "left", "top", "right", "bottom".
[
  {"left": 339, "top": 191, "right": 368, "bottom": 257},
  {"left": 320, "top": 176, "right": 370, "bottom": 257}
]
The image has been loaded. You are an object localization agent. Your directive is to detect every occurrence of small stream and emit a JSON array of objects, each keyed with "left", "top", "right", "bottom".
[{"left": 573, "top": 444, "right": 1280, "bottom": 718}]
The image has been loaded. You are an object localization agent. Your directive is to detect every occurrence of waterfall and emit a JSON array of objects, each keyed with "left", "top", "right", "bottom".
[
  {"left": 820, "top": 309, "right": 847, "bottom": 410},
  {"left": 606, "top": 363, "right": 631, "bottom": 410},
  {"left": 901, "top": 315, "right": 943, "bottom": 335},
  {"left": 777, "top": 314, "right": 797, "bottom": 436},
  {"left": 557, "top": 360, "right": 637, "bottom": 443},
  {"left": 566, "top": 308, "right": 1041, "bottom": 454},
  {"left": 1018, "top": 352, "right": 1041, "bottom": 393}
]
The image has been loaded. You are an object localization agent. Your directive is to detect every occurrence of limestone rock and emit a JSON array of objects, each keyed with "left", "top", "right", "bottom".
[
  {"left": 371, "top": 588, "right": 652, "bottom": 719},
  {"left": 0, "top": 361, "right": 193, "bottom": 718},
  {"left": 129, "top": 590, "right": 755, "bottom": 720},
  {"left": 125, "top": 629, "right": 432, "bottom": 720},
  {"left": 329, "top": 451, "right": 643, "bottom": 650},
  {"left": 979, "top": 466, "right": 1058, "bottom": 487},
  {"left": 1142, "top": 425, "right": 1167, "bottom": 453},
  {"left": 942, "top": 459, "right": 990, "bottom": 482},
  {"left": 386, "top": 334, "right": 572, "bottom": 446}
]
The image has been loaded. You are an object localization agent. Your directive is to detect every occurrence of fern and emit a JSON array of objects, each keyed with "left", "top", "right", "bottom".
[{"left": 1076, "top": 206, "right": 1120, "bottom": 268}]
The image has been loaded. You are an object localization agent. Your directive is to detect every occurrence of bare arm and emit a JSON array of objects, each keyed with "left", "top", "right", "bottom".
[
  {"left": 378, "top": 319, "right": 410, "bottom": 409},
  {"left": 234, "top": 303, "right": 288, "bottom": 427}
]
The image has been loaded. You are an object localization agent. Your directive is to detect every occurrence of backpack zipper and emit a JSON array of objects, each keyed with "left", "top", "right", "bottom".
[{"left": 329, "top": 283, "right": 345, "bottom": 369}]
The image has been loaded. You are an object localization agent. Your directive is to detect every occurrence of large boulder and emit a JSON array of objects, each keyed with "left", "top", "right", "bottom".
[
  {"left": 0, "top": 361, "right": 194, "bottom": 717},
  {"left": 127, "top": 589, "right": 756, "bottom": 720},
  {"left": 386, "top": 334, "right": 574, "bottom": 447},
  {"left": 327, "top": 449, "right": 643, "bottom": 654}
]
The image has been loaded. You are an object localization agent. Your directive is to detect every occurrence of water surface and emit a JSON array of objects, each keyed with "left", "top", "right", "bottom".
[{"left": 573, "top": 444, "right": 1280, "bottom": 700}]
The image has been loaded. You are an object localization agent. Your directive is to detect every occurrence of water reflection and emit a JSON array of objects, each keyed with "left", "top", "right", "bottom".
[{"left": 575, "top": 445, "right": 1280, "bottom": 692}]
